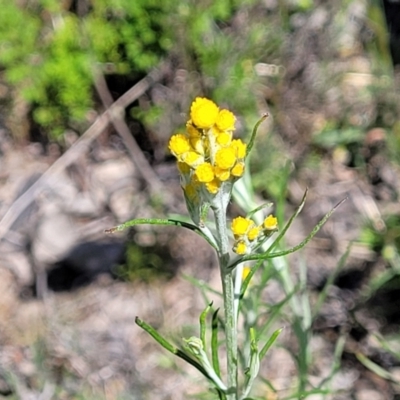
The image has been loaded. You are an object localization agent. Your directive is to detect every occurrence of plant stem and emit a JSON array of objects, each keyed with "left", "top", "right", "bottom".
[
  {"left": 213, "top": 203, "right": 237, "bottom": 399},
  {"left": 221, "top": 268, "right": 237, "bottom": 399}
]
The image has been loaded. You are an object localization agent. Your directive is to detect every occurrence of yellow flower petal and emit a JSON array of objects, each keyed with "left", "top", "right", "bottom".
[
  {"left": 182, "top": 151, "right": 203, "bottom": 167},
  {"left": 215, "top": 147, "right": 236, "bottom": 170},
  {"left": 216, "top": 131, "right": 232, "bottom": 146},
  {"left": 234, "top": 241, "right": 247, "bottom": 255},
  {"left": 247, "top": 226, "right": 260, "bottom": 241},
  {"left": 231, "top": 139, "right": 247, "bottom": 159},
  {"left": 195, "top": 162, "right": 215, "bottom": 183},
  {"left": 216, "top": 109, "right": 236, "bottom": 131},
  {"left": 190, "top": 97, "right": 219, "bottom": 129},
  {"left": 231, "top": 162, "right": 245, "bottom": 177},
  {"left": 264, "top": 215, "right": 278, "bottom": 230},
  {"left": 214, "top": 166, "right": 231, "bottom": 181},
  {"left": 169, "top": 134, "right": 190, "bottom": 157},
  {"left": 231, "top": 216, "right": 252, "bottom": 236}
]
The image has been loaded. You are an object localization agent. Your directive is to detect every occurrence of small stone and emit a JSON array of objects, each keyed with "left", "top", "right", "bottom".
[{"left": 356, "top": 389, "right": 385, "bottom": 400}]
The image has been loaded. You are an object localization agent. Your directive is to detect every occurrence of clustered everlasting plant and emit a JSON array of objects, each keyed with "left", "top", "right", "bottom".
[
  {"left": 169, "top": 97, "right": 247, "bottom": 219},
  {"left": 107, "top": 98, "right": 343, "bottom": 399}
]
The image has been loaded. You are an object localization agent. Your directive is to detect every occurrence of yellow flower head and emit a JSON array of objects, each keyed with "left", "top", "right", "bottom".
[
  {"left": 247, "top": 226, "right": 261, "bottom": 241},
  {"left": 231, "top": 139, "right": 247, "bottom": 159},
  {"left": 264, "top": 215, "right": 278, "bottom": 230},
  {"left": 216, "top": 109, "right": 236, "bottom": 131},
  {"left": 169, "top": 134, "right": 190, "bottom": 156},
  {"left": 195, "top": 162, "right": 215, "bottom": 183},
  {"left": 231, "top": 216, "right": 253, "bottom": 237},
  {"left": 170, "top": 98, "right": 247, "bottom": 204},
  {"left": 231, "top": 162, "right": 245, "bottom": 177},
  {"left": 190, "top": 97, "right": 219, "bottom": 129},
  {"left": 234, "top": 241, "right": 247, "bottom": 255},
  {"left": 215, "top": 146, "right": 236, "bottom": 170},
  {"left": 214, "top": 166, "right": 231, "bottom": 182},
  {"left": 216, "top": 131, "right": 232, "bottom": 146}
]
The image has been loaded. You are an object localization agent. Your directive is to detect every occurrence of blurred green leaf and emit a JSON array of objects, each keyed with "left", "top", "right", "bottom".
[{"left": 312, "top": 128, "right": 364, "bottom": 149}]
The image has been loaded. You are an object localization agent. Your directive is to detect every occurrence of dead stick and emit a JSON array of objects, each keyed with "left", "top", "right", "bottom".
[{"left": 93, "top": 65, "right": 174, "bottom": 206}]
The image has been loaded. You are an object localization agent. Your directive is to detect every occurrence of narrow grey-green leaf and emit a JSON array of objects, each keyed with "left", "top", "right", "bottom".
[
  {"left": 211, "top": 308, "right": 221, "bottom": 378},
  {"left": 106, "top": 217, "right": 218, "bottom": 250},
  {"left": 135, "top": 317, "right": 209, "bottom": 379},
  {"left": 200, "top": 302, "right": 213, "bottom": 348},
  {"left": 259, "top": 328, "right": 283, "bottom": 361},
  {"left": 246, "top": 114, "right": 268, "bottom": 156}
]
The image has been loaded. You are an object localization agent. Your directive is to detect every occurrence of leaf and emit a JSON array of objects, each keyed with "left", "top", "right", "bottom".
[
  {"left": 241, "top": 328, "right": 260, "bottom": 399},
  {"left": 230, "top": 196, "right": 347, "bottom": 268},
  {"left": 246, "top": 114, "right": 269, "bottom": 156},
  {"left": 200, "top": 302, "right": 213, "bottom": 348},
  {"left": 211, "top": 308, "right": 221, "bottom": 377},
  {"left": 313, "top": 243, "right": 352, "bottom": 319},
  {"left": 356, "top": 352, "right": 399, "bottom": 383},
  {"left": 265, "top": 197, "right": 347, "bottom": 259},
  {"left": 135, "top": 317, "right": 208, "bottom": 378},
  {"left": 265, "top": 188, "right": 308, "bottom": 254},
  {"left": 246, "top": 202, "right": 274, "bottom": 220},
  {"left": 106, "top": 217, "right": 218, "bottom": 250},
  {"left": 228, "top": 188, "right": 309, "bottom": 270},
  {"left": 312, "top": 128, "right": 364, "bottom": 149},
  {"left": 259, "top": 328, "right": 282, "bottom": 361}
]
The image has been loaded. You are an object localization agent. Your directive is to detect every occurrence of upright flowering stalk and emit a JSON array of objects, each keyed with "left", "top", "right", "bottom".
[
  {"left": 108, "top": 97, "right": 341, "bottom": 399},
  {"left": 169, "top": 97, "right": 246, "bottom": 227},
  {"left": 168, "top": 98, "right": 266, "bottom": 398}
]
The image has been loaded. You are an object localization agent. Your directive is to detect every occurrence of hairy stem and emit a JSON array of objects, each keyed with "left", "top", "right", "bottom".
[{"left": 213, "top": 203, "right": 237, "bottom": 399}]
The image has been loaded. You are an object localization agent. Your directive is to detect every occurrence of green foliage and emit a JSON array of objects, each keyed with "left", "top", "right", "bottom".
[
  {"left": 361, "top": 215, "right": 400, "bottom": 255},
  {"left": 360, "top": 216, "right": 400, "bottom": 305},
  {"left": 0, "top": 0, "right": 172, "bottom": 138},
  {"left": 312, "top": 126, "right": 365, "bottom": 149},
  {"left": 177, "top": 0, "right": 284, "bottom": 113},
  {"left": 117, "top": 241, "right": 173, "bottom": 282},
  {"left": 113, "top": 122, "right": 344, "bottom": 398},
  {"left": 0, "top": 0, "right": 287, "bottom": 141}
]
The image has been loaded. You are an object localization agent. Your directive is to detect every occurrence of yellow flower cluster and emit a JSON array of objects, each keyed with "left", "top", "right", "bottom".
[
  {"left": 169, "top": 98, "right": 246, "bottom": 197},
  {"left": 231, "top": 215, "right": 278, "bottom": 255}
]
